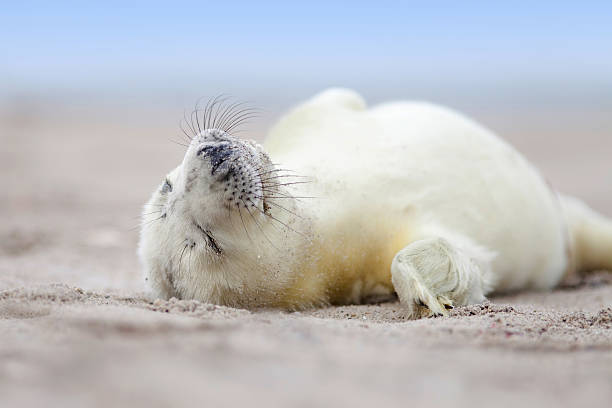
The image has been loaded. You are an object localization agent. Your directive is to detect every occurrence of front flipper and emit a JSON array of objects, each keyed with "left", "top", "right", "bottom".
[{"left": 391, "top": 235, "right": 495, "bottom": 319}]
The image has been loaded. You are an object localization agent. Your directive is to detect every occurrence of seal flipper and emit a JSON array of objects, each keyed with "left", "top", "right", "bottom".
[
  {"left": 561, "top": 195, "right": 612, "bottom": 275},
  {"left": 390, "top": 233, "right": 495, "bottom": 319}
]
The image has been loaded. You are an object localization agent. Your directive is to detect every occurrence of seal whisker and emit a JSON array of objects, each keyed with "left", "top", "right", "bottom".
[
  {"left": 209, "top": 98, "right": 224, "bottom": 130},
  {"left": 191, "top": 101, "right": 209, "bottom": 136},
  {"left": 169, "top": 139, "right": 189, "bottom": 148},
  {"left": 193, "top": 95, "right": 215, "bottom": 132},
  {"left": 259, "top": 186, "right": 309, "bottom": 199},
  {"left": 244, "top": 201, "right": 285, "bottom": 236},
  {"left": 236, "top": 202, "right": 253, "bottom": 242},
  {"left": 138, "top": 211, "right": 162, "bottom": 218},
  {"left": 213, "top": 100, "right": 241, "bottom": 130},
  {"left": 192, "top": 96, "right": 207, "bottom": 133},
  {"left": 256, "top": 172, "right": 294, "bottom": 179},
  {"left": 254, "top": 169, "right": 302, "bottom": 179},
  {"left": 223, "top": 109, "right": 260, "bottom": 126},
  {"left": 225, "top": 115, "right": 260, "bottom": 134},
  {"left": 187, "top": 245, "right": 193, "bottom": 285},
  {"left": 252, "top": 197, "right": 305, "bottom": 220},
  {"left": 247, "top": 203, "right": 308, "bottom": 238},
  {"left": 263, "top": 181, "right": 312, "bottom": 188},
  {"left": 259, "top": 177, "right": 311, "bottom": 185},
  {"left": 208, "top": 95, "right": 232, "bottom": 130},
  {"left": 179, "top": 120, "right": 194, "bottom": 142},
  {"left": 224, "top": 118, "right": 259, "bottom": 135},
  {"left": 202, "top": 95, "right": 227, "bottom": 130},
  {"left": 243, "top": 200, "right": 280, "bottom": 251},
  {"left": 177, "top": 242, "right": 188, "bottom": 274},
  {"left": 261, "top": 195, "right": 318, "bottom": 200},
  {"left": 215, "top": 100, "right": 247, "bottom": 131},
  {"left": 220, "top": 106, "right": 260, "bottom": 129},
  {"left": 218, "top": 104, "right": 255, "bottom": 132},
  {"left": 211, "top": 101, "right": 234, "bottom": 131},
  {"left": 226, "top": 113, "right": 260, "bottom": 127},
  {"left": 199, "top": 96, "right": 216, "bottom": 131},
  {"left": 221, "top": 107, "right": 261, "bottom": 132},
  {"left": 133, "top": 214, "right": 166, "bottom": 231},
  {"left": 182, "top": 109, "right": 198, "bottom": 139},
  {"left": 207, "top": 96, "right": 229, "bottom": 130},
  {"left": 224, "top": 129, "right": 249, "bottom": 135},
  {"left": 259, "top": 174, "right": 311, "bottom": 181},
  {"left": 191, "top": 108, "right": 201, "bottom": 134}
]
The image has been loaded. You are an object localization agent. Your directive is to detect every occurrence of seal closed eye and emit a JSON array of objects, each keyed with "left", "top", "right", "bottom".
[
  {"left": 194, "top": 222, "right": 223, "bottom": 256},
  {"left": 139, "top": 89, "right": 612, "bottom": 317}
]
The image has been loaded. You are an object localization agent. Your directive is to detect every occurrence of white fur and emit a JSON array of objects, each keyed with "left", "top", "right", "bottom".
[
  {"left": 266, "top": 89, "right": 568, "bottom": 287},
  {"left": 139, "top": 88, "right": 610, "bottom": 317}
]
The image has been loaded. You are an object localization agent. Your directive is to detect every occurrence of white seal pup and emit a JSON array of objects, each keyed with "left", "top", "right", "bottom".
[{"left": 139, "top": 89, "right": 612, "bottom": 318}]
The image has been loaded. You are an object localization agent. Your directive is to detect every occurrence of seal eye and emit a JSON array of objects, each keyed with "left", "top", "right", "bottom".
[{"left": 161, "top": 179, "right": 173, "bottom": 194}]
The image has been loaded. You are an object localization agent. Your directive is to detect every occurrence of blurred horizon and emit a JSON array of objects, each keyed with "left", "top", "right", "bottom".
[
  {"left": 2, "top": 1, "right": 611, "bottom": 216},
  {"left": 2, "top": 1, "right": 611, "bottom": 113}
]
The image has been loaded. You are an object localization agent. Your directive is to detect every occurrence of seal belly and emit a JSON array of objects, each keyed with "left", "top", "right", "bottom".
[
  {"left": 278, "top": 207, "right": 415, "bottom": 308},
  {"left": 316, "top": 215, "right": 412, "bottom": 304}
]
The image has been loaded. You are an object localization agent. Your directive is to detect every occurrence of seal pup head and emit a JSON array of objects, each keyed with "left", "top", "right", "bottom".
[
  {"left": 138, "top": 102, "right": 307, "bottom": 306},
  {"left": 178, "top": 127, "right": 274, "bottom": 232}
]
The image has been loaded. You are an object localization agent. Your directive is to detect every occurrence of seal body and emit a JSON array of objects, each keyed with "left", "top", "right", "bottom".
[{"left": 139, "top": 89, "right": 612, "bottom": 316}]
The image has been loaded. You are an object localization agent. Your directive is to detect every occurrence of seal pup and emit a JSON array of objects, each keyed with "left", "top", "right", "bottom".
[{"left": 139, "top": 89, "right": 612, "bottom": 318}]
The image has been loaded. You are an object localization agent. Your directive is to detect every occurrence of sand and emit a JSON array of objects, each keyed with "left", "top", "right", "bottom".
[{"left": 1, "top": 102, "right": 611, "bottom": 407}]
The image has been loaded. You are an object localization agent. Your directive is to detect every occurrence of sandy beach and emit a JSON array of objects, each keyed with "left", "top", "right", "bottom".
[{"left": 1, "top": 102, "right": 611, "bottom": 407}]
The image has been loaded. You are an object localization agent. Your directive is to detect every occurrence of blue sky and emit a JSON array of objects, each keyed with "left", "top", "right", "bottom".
[{"left": 1, "top": 1, "right": 611, "bottom": 107}]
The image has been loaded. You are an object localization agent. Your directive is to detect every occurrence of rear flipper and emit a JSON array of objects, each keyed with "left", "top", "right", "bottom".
[
  {"left": 561, "top": 195, "right": 612, "bottom": 274},
  {"left": 391, "top": 232, "right": 496, "bottom": 319}
]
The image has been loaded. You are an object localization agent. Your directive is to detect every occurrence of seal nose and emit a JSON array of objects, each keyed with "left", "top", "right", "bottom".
[{"left": 197, "top": 143, "right": 233, "bottom": 175}]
